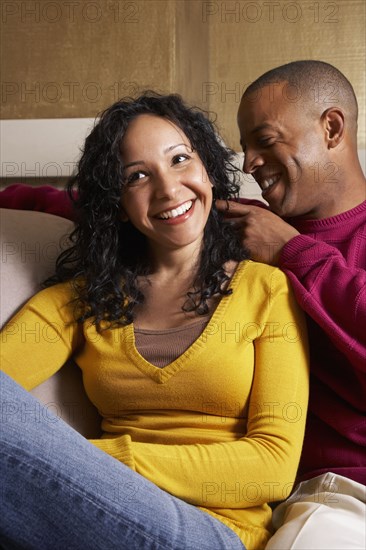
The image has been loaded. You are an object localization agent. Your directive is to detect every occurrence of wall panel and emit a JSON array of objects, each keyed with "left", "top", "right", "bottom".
[
  {"left": 1, "top": 0, "right": 176, "bottom": 118},
  {"left": 1, "top": 0, "right": 365, "bottom": 181},
  {"left": 203, "top": 0, "right": 365, "bottom": 149}
]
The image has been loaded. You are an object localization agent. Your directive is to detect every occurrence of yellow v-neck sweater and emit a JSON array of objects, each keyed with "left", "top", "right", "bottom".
[{"left": 1, "top": 261, "right": 309, "bottom": 549}]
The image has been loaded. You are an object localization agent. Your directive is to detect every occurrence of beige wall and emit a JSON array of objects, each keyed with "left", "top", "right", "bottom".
[
  {"left": 203, "top": 0, "right": 366, "bottom": 149},
  {"left": 1, "top": 0, "right": 365, "bottom": 150},
  {"left": 0, "top": 1, "right": 176, "bottom": 118}
]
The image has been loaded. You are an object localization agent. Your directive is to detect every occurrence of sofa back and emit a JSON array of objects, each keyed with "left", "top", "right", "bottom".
[{"left": 1, "top": 208, "right": 101, "bottom": 437}]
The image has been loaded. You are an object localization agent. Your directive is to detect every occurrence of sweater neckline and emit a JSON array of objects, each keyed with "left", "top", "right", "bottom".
[
  {"left": 124, "top": 261, "right": 250, "bottom": 384},
  {"left": 134, "top": 317, "right": 209, "bottom": 335},
  {"left": 287, "top": 200, "right": 366, "bottom": 232}
]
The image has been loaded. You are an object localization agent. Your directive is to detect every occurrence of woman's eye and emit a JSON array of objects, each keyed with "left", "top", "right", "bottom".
[
  {"left": 125, "top": 171, "right": 147, "bottom": 185},
  {"left": 172, "top": 154, "right": 190, "bottom": 165}
]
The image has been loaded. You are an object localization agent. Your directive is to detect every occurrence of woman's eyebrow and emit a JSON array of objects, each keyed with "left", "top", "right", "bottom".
[
  {"left": 164, "top": 143, "right": 191, "bottom": 153},
  {"left": 123, "top": 160, "right": 145, "bottom": 170},
  {"left": 123, "top": 143, "right": 192, "bottom": 170}
]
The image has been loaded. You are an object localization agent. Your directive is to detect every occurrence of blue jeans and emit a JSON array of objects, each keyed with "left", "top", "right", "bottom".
[{"left": 0, "top": 372, "right": 245, "bottom": 550}]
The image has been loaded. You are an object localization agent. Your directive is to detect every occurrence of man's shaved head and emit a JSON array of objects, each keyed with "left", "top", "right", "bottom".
[{"left": 243, "top": 60, "right": 358, "bottom": 134}]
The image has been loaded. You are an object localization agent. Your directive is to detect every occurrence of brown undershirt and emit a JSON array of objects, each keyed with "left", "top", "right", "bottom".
[{"left": 134, "top": 318, "right": 210, "bottom": 368}]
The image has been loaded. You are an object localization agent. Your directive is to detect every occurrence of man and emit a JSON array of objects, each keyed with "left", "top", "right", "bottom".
[{"left": 217, "top": 60, "right": 366, "bottom": 548}]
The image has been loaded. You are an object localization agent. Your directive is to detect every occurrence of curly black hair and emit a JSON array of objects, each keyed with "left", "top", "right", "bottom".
[{"left": 48, "top": 92, "right": 248, "bottom": 328}]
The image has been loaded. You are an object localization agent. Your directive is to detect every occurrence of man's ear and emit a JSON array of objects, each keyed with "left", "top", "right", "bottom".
[{"left": 322, "top": 107, "right": 345, "bottom": 149}]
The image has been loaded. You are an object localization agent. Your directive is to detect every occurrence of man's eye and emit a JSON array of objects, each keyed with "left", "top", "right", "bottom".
[{"left": 258, "top": 137, "right": 274, "bottom": 147}]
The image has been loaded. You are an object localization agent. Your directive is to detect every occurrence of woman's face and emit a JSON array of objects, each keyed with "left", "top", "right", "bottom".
[{"left": 120, "top": 114, "right": 213, "bottom": 255}]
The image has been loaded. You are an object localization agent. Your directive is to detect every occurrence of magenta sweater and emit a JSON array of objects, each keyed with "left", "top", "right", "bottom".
[{"left": 280, "top": 201, "right": 366, "bottom": 485}]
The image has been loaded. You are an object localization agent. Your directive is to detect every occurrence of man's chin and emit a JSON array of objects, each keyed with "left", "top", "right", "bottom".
[{"left": 267, "top": 201, "right": 286, "bottom": 217}]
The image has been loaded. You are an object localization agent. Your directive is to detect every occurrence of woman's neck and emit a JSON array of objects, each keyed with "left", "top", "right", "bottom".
[{"left": 147, "top": 241, "right": 201, "bottom": 281}]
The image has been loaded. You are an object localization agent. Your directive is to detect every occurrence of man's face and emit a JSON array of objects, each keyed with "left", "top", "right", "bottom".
[{"left": 237, "top": 82, "right": 335, "bottom": 219}]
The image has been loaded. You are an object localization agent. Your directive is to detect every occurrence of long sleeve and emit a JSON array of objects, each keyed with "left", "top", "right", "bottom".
[
  {"left": 97, "top": 271, "right": 309, "bottom": 509},
  {"left": 279, "top": 234, "right": 366, "bottom": 372},
  {"left": 276, "top": 204, "right": 366, "bottom": 483},
  {"left": 1, "top": 284, "right": 82, "bottom": 389},
  {"left": 0, "top": 184, "right": 75, "bottom": 220}
]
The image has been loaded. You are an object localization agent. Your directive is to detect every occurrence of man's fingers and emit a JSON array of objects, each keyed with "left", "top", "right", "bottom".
[
  {"left": 215, "top": 199, "right": 247, "bottom": 212},
  {"left": 223, "top": 217, "right": 247, "bottom": 226},
  {"left": 215, "top": 199, "right": 251, "bottom": 217}
]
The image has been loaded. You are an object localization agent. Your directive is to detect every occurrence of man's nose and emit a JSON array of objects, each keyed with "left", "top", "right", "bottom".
[{"left": 242, "top": 149, "right": 264, "bottom": 174}]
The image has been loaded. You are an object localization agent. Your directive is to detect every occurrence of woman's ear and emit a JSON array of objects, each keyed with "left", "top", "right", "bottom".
[
  {"left": 322, "top": 107, "right": 345, "bottom": 149},
  {"left": 119, "top": 208, "right": 129, "bottom": 222}
]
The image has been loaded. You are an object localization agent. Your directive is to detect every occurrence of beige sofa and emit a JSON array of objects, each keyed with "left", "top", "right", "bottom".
[{"left": 1, "top": 208, "right": 101, "bottom": 438}]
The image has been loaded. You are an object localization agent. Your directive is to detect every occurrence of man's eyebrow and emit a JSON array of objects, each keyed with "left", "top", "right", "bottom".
[
  {"left": 123, "top": 143, "right": 191, "bottom": 170},
  {"left": 251, "top": 123, "right": 277, "bottom": 134}
]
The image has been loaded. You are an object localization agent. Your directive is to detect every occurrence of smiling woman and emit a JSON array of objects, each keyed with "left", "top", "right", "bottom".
[
  {"left": 0, "top": 92, "right": 309, "bottom": 550},
  {"left": 119, "top": 114, "right": 213, "bottom": 262},
  {"left": 52, "top": 93, "right": 247, "bottom": 326}
]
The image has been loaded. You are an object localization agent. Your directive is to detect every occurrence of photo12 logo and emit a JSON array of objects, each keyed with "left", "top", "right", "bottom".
[
  {"left": 1, "top": 81, "right": 140, "bottom": 106},
  {"left": 201, "top": 1, "right": 339, "bottom": 24},
  {"left": 1, "top": 1, "right": 140, "bottom": 24}
]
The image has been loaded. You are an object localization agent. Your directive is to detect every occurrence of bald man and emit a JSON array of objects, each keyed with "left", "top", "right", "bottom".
[{"left": 217, "top": 60, "right": 366, "bottom": 548}]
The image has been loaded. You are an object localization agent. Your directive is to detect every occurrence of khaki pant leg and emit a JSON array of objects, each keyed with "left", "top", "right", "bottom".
[{"left": 265, "top": 473, "right": 366, "bottom": 550}]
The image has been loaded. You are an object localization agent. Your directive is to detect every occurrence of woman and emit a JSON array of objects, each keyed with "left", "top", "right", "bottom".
[{"left": 0, "top": 93, "right": 309, "bottom": 550}]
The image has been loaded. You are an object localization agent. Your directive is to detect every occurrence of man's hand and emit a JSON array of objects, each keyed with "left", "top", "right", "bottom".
[{"left": 215, "top": 199, "right": 299, "bottom": 265}]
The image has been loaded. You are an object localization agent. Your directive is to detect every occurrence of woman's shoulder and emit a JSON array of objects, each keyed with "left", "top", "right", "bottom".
[
  {"left": 234, "top": 260, "right": 289, "bottom": 286},
  {"left": 20, "top": 281, "right": 79, "bottom": 322},
  {"left": 227, "top": 261, "right": 301, "bottom": 321},
  {"left": 230, "top": 260, "right": 294, "bottom": 307},
  {"left": 31, "top": 280, "right": 76, "bottom": 300}
]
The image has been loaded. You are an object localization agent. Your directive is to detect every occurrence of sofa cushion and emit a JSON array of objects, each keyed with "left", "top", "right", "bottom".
[
  {"left": 1, "top": 208, "right": 74, "bottom": 326},
  {"left": 1, "top": 208, "right": 101, "bottom": 437}
]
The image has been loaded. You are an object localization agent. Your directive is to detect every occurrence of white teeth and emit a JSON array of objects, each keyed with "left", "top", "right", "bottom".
[
  {"left": 262, "top": 176, "right": 278, "bottom": 190},
  {"left": 158, "top": 200, "right": 193, "bottom": 220}
]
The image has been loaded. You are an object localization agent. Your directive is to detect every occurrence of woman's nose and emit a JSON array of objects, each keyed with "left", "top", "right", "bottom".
[{"left": 153, "top": 170, "right": 179, "bottom": 199}]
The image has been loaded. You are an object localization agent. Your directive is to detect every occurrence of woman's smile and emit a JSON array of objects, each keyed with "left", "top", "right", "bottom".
[{"left": 155, "top": 199, "right": 194, "bottom": 221}]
